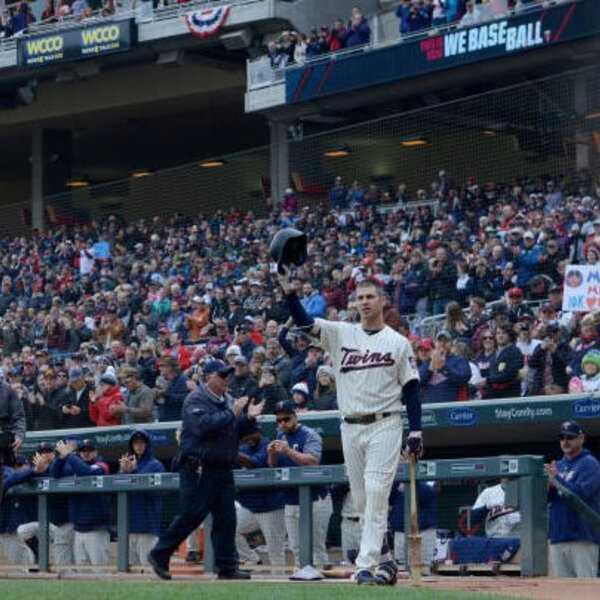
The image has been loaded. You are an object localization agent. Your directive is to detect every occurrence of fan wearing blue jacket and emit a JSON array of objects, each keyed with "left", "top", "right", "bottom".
[
  {"left": 118, "top": 429, "right": 164, "bottom": 567},
  {"left": 545, "top": 421, "right": 600, "bottom": 578},
  {"left": 50, "top": 439, "right": 110, "bottom": 567}
]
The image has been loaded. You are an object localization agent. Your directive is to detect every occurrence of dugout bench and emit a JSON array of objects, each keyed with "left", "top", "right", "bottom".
[{"left": 10, "top": 455, "right": 547, "bottom": 576}]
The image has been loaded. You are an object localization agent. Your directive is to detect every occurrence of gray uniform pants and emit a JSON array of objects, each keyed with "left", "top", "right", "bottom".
[{"left": 550, "top": 541, "right": 599, "bottom": 578}]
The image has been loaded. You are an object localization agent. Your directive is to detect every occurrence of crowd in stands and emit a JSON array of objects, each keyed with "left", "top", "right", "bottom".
[
  {"left": 0, "top": 168, "right": 597, "bottom": 431},
  {"left": 266, "top": 7, "right": 370, "bottom": 68}
]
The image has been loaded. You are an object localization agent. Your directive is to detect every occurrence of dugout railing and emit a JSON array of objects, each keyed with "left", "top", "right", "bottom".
[{"left": 9, "top": 455, "right": 547, "bottom": 576}]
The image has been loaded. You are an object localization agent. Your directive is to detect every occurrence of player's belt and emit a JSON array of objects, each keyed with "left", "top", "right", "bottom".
[{"left": 342, "top": 412, "right": 393, "bottom": 425}]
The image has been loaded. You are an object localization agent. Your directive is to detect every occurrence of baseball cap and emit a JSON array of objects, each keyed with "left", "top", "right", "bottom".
[
  {"left": 541, "top": 302, "right": 556, "bottom": 314},
  {"left": 225, "top": 345, "right": 242, "bottom": 356},
  {"left": 559, "top": 421, "right": 583, "bottom": 438},
  {"left": 68, "top": 368, "right": 83, "bottom": 383},
  {"left": 233, "top": 355, "right": 248, "bottom": 365},
  {"left": 37, "top": 442, "right": 54, "bottom": 453},
  {"left": 523, "top": 231, "right": 535, "bottom": 240},
  {"left": 435, "top": 330, "right": 452, "bottom": 341},
  {"left": 78, "top": 439, "right": 97, "bottom": 451},
  {"left": 203, "top": 359, "right": 234, "bottom": 377},
  {"left": 549, "top": 284, "right": 563, "bottom": 294},
  {"left": 417, "top": 338, "right": 434, "bottom": 350},
  {"left": 274, "top": 400, "right": 296, "bottom": 414},
  {"left": 291, "top": 382, "right": 309, "bottom": 398},
  {"left": 99, "top": 373, "right": 117, "bottom": 386},
  {"left": 508, "top": 287, "right": 524, "bottom": 298},
  {"left": 545, "top": 320, "right": 560, "bottom": 332}
]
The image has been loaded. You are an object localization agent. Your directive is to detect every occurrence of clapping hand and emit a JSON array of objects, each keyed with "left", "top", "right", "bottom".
[
  {"left": 119, "top": 454, "right": 137, "bottom": 474},
  {"left": 233, "top": 396, "right": 249, "bottom": 417},
  {"left": 56, "top": 440, "right": 77, "bottom": 459},
  {"left": 247, "top": 399, "right": 265, "bottom": 420}
]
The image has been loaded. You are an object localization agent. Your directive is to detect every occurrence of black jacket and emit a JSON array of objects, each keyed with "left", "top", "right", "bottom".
[
  {"left": 486, "top": 344, "right": 524, "bottom": 399},
  {"left": 528, "top": 342, "right": 572, "bottom": 395}
]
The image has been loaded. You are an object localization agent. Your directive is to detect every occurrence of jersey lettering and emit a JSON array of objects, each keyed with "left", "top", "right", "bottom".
[{"left": 340, "top": 346, "right": 395, "bottom": 372}]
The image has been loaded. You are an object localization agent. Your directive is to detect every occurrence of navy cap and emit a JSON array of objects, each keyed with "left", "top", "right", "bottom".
[
  {"left": 37, "top": 442, "right": 54, "bottom": 453},
  {"left": 559, "top": 421, "right": 583, "bottom": 437},
  {"left": 274, "top": 400, "right": 296, "bottom": 414},
  {"left": 203, "top": 359, "right": 234, "bottom": 377},
  {"left": 78, "top": 439, "right": 97, "bottom": 451}
]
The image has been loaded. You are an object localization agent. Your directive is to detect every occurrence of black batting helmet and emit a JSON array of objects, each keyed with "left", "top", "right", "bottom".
[{"left": 269, "top": 228, "right": 307, "bottom": 275}]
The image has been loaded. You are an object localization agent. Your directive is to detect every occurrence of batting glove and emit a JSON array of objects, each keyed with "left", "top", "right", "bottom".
[{"left": 405, "top": 431, "right": 423, "bottom": 459}]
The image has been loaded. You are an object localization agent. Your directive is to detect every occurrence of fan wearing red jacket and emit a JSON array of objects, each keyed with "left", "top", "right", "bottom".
[{"left": 89, "top": 373, "right": 124, "bottom": 427}]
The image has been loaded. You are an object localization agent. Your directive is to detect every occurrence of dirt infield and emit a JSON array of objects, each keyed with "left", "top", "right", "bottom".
[{"left": 421, "top": 576, "right": 598, "bottom": 600}]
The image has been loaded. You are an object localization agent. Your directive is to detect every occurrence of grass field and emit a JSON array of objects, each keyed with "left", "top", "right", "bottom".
[{"left": 0, "top": 581, "right": 522, "bottom": 600}]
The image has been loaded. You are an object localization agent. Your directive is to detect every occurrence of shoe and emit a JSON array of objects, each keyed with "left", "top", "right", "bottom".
[
  {"left": 374, "top": 559, "right": 398, "bottom": 585},
  {"left": 356, "top": 569, "right": 378, "bottom": 585},
  {"left": 185, "top": 551, "right": 199, "bottom": 563},
  {"left": 147, "top": 550, "right": 171, "bottom": 581},
  {"left": 24, "top": 536, "right": 39, "bottom": 562},
  {"left": 218, "top": 569, "right": 252, "bottom": 580}
]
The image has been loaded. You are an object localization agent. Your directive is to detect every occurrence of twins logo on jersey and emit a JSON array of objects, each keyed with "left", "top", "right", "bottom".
[{"left": 340, "top": 347, "right": 395, "bottom": 373}]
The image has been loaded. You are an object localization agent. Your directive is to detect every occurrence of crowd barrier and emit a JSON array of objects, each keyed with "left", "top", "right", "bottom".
[{"left": 9, "top": 456, "right": 548, "bottom": 575}]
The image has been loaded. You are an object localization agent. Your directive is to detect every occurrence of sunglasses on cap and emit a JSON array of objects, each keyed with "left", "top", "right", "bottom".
[
  {"left": 276, "top": 416, "right": 293, "bottom": 424},
  {"left": 559, "top": 433, "right": 580, "bottom": 441}
]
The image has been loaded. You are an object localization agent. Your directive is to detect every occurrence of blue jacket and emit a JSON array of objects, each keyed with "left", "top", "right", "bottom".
[
  {"left": 49, "top": 453, "right": 110, "bottom": 532},
  {"left": 419, "top": 356, "right": 471, "bottom": 403},
  {"left": 516, "top": 245, "right": 542, "bottom": 288},
  {"left": 180, "top": 383, "right": 239, "bottom": 468},
  {"left": 158, "top": 373, "right": 188, "bottom": 422},
  {"left": 548, "top": 449, "right": 600, "bottom": 544},
  {"left": 301, "top": 292, "right": 327, "bottom": 319},
  {"left": 342, "top": 21, "right": 370, "bottom": 47},
  {"left": 0, "top": 467, "right": 38, "bottom": 534},
  {"left": 236, "top": 437, "right": 285, "bottom": 513},
  {"left": 389, "top": 481, "right": 440, "bottom": 532},
  {"left": 126, "top": 429, "right": 164, "bottom": 535}
]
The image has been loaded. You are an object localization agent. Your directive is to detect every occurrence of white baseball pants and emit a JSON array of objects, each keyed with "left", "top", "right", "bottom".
[
  {"left": 73, "top": 530, "right": 110, "bottom": 566},
  {"left": 235, "top": 504, "right": 286, "bottom": 566},
  {"left": 285, "top": 494, "right": 333, "bottom": 567},
  {"left": 341, "top": 414, "right": 403, "bottom": 572},
  {"left": 129, "top": 533, "right": 157, "bottom": 566},
  {"left": 16, "top": 521, "right": 74, "bottom": 566}
]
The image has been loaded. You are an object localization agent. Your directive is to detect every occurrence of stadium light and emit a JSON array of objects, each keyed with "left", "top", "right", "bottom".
[
  {"left": 323, "top": 146, "right": 350, "bottom": 158},
  {"left": 66, "top": 177, "right": 89, "bottom": 188},
  {"left": 399, "top": 136, "right": 427, "bottom": 147},
  {"left": 132, "top": 168, "right": 155, "bottom": 178},
  {"left": 483, "top": 130, "right": 496, "bottom": 137},
  {"left": 199, "top": 158, "right": 227, "bottom": 168}
]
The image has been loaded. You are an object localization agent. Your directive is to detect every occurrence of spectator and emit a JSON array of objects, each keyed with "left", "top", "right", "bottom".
[
  {"left": 528, "top": 321, "right": 571, "bottom": 396},
  {"left": 310, "top": 365, "right": 337, "bottom": 410},
  {"left": 485, "top": 324, "right": 524, "bottom": 399},
  {"left": 545, "top": 421, "right": 600, "bottom": 578},
  {"left": 342, "top": 7, "right": 370, "bottom": 47},
  {"left": 41, "top": 0, "right": 55, "bottom": 21},
  {"left": 568, "top": 350, "right": 600, "bottom": 394},
  {"left": 419, "top": 330, "right": 471, "bottom": 403},
  {"left": 154, "top": 355, "right": 188, "bottom": 422},
  {"left": 459, "top": 1, "right": 480, "bottom": 27},
  {"left": 229, "top": 355, "right": 259, "bottom": 401},
  {"left": 290, "top": 381, "right": 310, "bottom": 411},
  {"left": 301, "top": 281, "right": 327, "bottom": 319},
  {"left": 255, "top": 365, "right": 287, "bottom": 415},
  {"left": 115, "top": 366, "right": 155, "bottom": 424},
  {"left": 427, "top": 247, "right": 458, "bottom": 315},
  {"left": 89, "top": 372, "right": 123, "bottom": 427},
  {"left": 59, "top": 367, "right": 94, "bottom": 428},
  {"left": 327, "top": 19, "right": 347, "bottom": 52}
]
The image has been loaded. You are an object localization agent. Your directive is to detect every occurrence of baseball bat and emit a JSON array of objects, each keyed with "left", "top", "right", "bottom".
[{"left": 408, "top": 454, "right": 422, "bottom": 586}]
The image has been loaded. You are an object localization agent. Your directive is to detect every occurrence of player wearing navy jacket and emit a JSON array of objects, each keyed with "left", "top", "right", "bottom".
[
  {"left": 50, "top": 439, "right": 110, "bottom": 566},
  {"left": 545, "top": 421, "right": 600, "bottom": 578}
]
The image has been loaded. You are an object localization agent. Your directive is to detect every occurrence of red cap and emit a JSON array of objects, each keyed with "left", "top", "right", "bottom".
[
  {"left": 417, "top": 338, "right": 434, "bottom": 350},
  {"left": 508, "top": 287, "right": 524, "bottom": 298}
]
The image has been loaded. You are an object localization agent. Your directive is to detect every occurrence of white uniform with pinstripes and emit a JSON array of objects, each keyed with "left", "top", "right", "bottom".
[{"left": 314, "top": 319, "right": 419, "bottom": 572}]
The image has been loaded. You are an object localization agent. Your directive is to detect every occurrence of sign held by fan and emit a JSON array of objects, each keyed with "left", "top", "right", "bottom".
[
  {"left": 563, "top": 265, "right": 600, "bottom": 312},
  {"left": 185, "top": 6, "right": 231, "bottom": 39}
]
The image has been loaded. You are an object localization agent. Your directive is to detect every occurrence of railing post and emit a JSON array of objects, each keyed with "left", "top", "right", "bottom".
[
  {"left": 38, "top": 493, "right": 50, "bottom": 572},
  {"left": 203, "top": 515, "right": 215, "bottom": 573},
  {"left": 518, "top": 470, "right": 548, "bottom": 576},
  {"left": 298, "top": 485, "right": 313, "bottom": 567},
  {"left": 117, "top": 492, "right": 130, "bottom": 572}
]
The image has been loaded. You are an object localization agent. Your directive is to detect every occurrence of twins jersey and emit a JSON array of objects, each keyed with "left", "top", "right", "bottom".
[
  {"left": 314, "top": 319, "right": 419, "bottom": 417},
  {"left": 472, "top": 484, "right": 521, "bottom": 538}
]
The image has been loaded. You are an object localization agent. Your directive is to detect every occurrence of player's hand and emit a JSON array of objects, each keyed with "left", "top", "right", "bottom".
[
  {"left": 277, "top": 265, "right": 294, "bottom": 295},
  {"left": 403, "top": 431, "right": 423, "bottom": 460},
  {"left": 56, "top": 440, "right": 76, "bottom": 459},
  {"left": 271, "top": 439, "right": 290, "bottom": 455},
  {"left": 544, "top": 461, "right": 558, "bottom": 479},
  {"left": 32, "top": 453, "right": 47, "bottom": 474}
]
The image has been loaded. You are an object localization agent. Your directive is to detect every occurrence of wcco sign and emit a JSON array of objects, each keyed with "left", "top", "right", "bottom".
[{"left": 18, "top": 19, "right": 135, "bottom": 68}]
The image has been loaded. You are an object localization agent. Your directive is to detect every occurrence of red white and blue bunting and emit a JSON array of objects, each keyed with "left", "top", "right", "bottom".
[{"left": 185, "top": 6, "right": 231, "bottom": 39}]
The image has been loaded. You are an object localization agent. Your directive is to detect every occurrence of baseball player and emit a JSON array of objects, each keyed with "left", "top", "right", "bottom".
[
  {"left": 471, "top": 479, "right": 521, "bottom": 538},
  {"left": 278, "top": 271, "right": 422, "bottom": 585}
]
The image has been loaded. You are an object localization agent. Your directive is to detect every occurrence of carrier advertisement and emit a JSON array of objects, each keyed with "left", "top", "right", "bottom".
[
  {"left": 286, "top": 0, "right": 600, "bottom": 103},
  {"left": 18, "top": 20, "right": 134, "bottom": 68}
]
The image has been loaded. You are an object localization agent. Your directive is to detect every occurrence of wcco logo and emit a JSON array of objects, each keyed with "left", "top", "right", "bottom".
[
  {"left": 26, "top": 36, "right": 64, "bottom": 55},
  {"left": 81, "top": 25, "right": 120, "bottom": 46}
]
